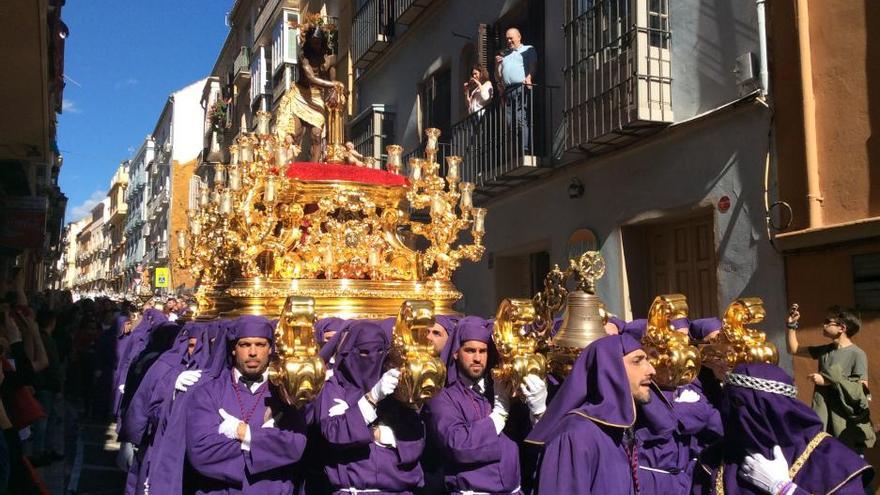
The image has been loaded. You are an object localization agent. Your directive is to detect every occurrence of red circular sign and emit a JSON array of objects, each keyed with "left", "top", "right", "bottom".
[{"left": 718, "top": 196, "right": 731, "bottom": 213}]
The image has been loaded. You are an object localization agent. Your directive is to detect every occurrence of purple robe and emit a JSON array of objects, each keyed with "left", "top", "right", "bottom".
[
  {"left": 317, "top": 321, "right": 425, "bottom": 494},
  {"left": 692, "top": 363, "right": 872, "bottom": 495},
  {"left": 185, "top": 316, "right": 308, "bottom": 495},
  {"left": 423, "top": 316, "right": 521, "bottom": 494},
  {"left": 527, "top": 334, "right": 643, "bottom": 495},
  {"left": 120, "top": 322, "right": 213, "bottom": 494},
  {"left": 114, "top": 310, "right": 167, "bottom": 422}
]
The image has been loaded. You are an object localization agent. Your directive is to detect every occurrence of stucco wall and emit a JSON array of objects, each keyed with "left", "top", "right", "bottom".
[
  {"left": 785, "top": 239, "right": 880, "bottom": 487},
  {"left": 453, "top": 102, "right": 791, "bottom": 367}
]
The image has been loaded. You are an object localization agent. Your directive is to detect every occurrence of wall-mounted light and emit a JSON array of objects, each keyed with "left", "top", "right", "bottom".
[{"left": 568, "top": 177, "right": 585, "bottom": 199}]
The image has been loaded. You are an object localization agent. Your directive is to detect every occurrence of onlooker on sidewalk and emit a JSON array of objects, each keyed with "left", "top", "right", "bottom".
[
  {"left": 30, "top": 310, "right": 64, "bottom": 466},
  {"left": 786, "top": 303, "right": 876, "bottom": 453}
]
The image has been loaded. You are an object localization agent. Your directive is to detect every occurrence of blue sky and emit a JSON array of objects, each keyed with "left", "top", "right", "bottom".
[{"left": 58, "top": 0, "right": 232, "bottom": 223}]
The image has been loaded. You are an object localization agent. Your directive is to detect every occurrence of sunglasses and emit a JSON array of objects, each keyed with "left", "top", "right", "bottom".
[{"left": 823, "top": 319, "right": 843, "bottom": 328}]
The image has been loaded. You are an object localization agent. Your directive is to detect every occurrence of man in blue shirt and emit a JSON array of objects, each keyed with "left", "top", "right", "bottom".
[{"left": 495, "top": 28, "right": 537, "bottom": 153}]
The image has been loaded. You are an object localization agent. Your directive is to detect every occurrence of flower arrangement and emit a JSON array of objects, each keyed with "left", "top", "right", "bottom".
[{"left": 207, "top": 99, "right": 228, "bottom": 134}]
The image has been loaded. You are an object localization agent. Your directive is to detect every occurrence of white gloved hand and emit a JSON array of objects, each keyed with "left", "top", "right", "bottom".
[
  {"left": 375, "top": 424, "right": 397, "bottom": 448},
  {"left": 115, "top": 442, "right": 135, "bottom": 471},
  {"left": 118, "top": 383, "right": 125, "bottom": 394},
  {"left": 489, "top": 378, "right": 511, "bottom": 435},
  {"left": 174, "top": 369, "right": 203, "bottom": 392},
  {"left": 740, "top": 445, "right": 794, "bottom": 495},
  {"left": 369, "top": 368, "right": 401, "bottom": 402},
  {"left": 675, "top": 388, "right": 701, "bottom": 403},
  {"left": 261, "top": 418, "right": 275, "bottom": 429},
  {"left": 328, "top": 398, "right": 349, "bottom": 417},
  {"left": 218, "top": 408, "right": 241, "bottom": 440},
  {"left": 520, "top": 374, "right": 548, "bottom": 416}
]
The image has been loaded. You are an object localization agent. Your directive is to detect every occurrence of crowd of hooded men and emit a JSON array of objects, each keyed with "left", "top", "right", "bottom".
[{"left": 102, "top": 300, "right": 874, "bottom": 495}]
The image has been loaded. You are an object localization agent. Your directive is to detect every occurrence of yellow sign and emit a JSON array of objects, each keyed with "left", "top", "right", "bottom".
[{"left": 155, "top": 267, "right": 170, "bottom": 288}]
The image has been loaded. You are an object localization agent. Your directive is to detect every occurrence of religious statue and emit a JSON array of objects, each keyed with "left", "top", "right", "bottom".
[{"left": 276, "top": 14, "right": 346, "bottom": 163}]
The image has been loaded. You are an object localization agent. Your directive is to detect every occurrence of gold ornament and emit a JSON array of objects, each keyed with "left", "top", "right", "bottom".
[
  {"left": 701, "top": 297, "right": 778, "bottom": 376},
  {"left": 386, "top": 300, "right": 446, "bottom": 409},
  {"left": 491, "top": 298, "right": 546, "bottom": 398},
  {"left": 642, "top": 294, "right": 701, "bottom": 388},
  {"left": 268, "top": 296, "right": 325, "bottom": 408}
]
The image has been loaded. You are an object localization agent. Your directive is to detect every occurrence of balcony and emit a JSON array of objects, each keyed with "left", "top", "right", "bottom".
[
  {"left": 348, "top": 104, "right": 394, "bottom": 161},
  {"left": 109, "top": 202, "right": 128, "bottom": 224},
  {"left": 561, "top": 0, "right": 673, "bottom": 155},
  {"left": 391, "top": 0, "right": 434, "bottom": 25},
  {"left": 233, "top": 45, "right": 251, "bottom": 90},
  {"left": 352, "top": 0, "right": 390, "bottom": 69},
  {"left": 450, "top": 84, "right": 552, "bottom": 201}
]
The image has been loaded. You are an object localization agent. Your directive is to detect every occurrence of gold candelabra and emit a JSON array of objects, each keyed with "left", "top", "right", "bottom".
[
  {"left": 642, "top": 294, "right": 701, "bottom": 388},
  {"left": 175, "top": 80, "right": 486, "bottom": 319},
  {"left": 385, "top": 300, "right": 446, "bottom": 409},
  {"left": 491, "top": 298, "right": 547, "bottom": 398},
  {"left": 701, "top": 297, "right": 778, "bottom": 376}
]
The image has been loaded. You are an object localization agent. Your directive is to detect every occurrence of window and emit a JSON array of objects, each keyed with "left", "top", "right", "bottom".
[
  {"left": 250, "top": 46, "right": 270, "bottom": 105},
  {"left": 419, "top": 68, "right": 452, "bottom": 142},
  {"left": 272, "top": 10, "right": 300, "bottom": 74},
  {"left": 853, "top": 253, "right": 880, "bottom": 311}
]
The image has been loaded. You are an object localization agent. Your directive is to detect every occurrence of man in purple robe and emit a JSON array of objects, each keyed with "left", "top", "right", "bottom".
[
  {"left": 621, "top": 319, "right": 723, "bottom": 494},
  {"left": 185, "top": 315, "right": 308, "bottom": 494},
  {"left": 526, "top": 334, "right": 655, "bottom": 494},
  {"left": 693, "top": 363, "right": 872, "bottom": 495},
  {"left": 114, "top": 308, "right": 168, "bottom": 423},
  {"left": 424, "top": 316, "right": 547, "bottom": 495},
  {"left": 315, "top": 320, "right": 426, "bottom": 494},
  {"left": 119, "top": 321, "right": 211, "bottom": 494}
]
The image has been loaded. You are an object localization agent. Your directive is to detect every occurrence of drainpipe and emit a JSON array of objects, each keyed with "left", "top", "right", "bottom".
[
  {"left": 796, "top": 0, "right": 823, "bottom": 228},
  {"left": 756, "top": 0, "right": 770, "bottom": 94}
]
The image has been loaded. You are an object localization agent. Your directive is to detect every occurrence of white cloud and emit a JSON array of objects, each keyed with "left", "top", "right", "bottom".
[
  {"left": 114, "top": 78, "right": 139, "bottom": 89},
  {"left": 62, "top": 99, "right": 81, "bottom": 113},
  {"left": 67, "top": 190, "right": 106, "bottom": 223}
]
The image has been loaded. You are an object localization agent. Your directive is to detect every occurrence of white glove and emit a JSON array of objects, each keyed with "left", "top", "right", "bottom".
[
  {"left": 174, "top": 370, "right": 203, "bottom": 392},
  {"left": 218, "top": 408, "right": 241, "bottom": 440},
  {"left": 375, "top": 424, "right": 397, "bottom": 448},
  {"left": 115, "top": 442, "right": 135, "bottom": 471},
  {"left": 118, "top": 384, "right": 125, "bottom": 394},
  {"left": 328, "top": 398, "right": 349, "bottom": 417},
  {"left": 489, "top": 378, "right": 511, "bottom": 435},
  {"left": 520, "top": 374, "right": 548, "bottom": 416},
  {"left": 369, "top": 368, "right": 401, "bottom": 402},
  {"left": 740, "top": 445, "right": 795, "bottom": 495},
  {"left": 262, "top": 418, "right": 275, "bottom": 429},
  {"left": 675, "top": 388, "right": 701, "bottom": 403}
]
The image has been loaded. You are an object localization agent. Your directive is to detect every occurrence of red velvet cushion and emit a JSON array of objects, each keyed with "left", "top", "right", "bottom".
[{"left": 285, "top": 162, "right": 408, "bottom": 187}]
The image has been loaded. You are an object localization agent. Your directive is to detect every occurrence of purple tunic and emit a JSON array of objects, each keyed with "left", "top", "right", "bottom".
[
  {"left": 185, "top": 371, "right": 308, "bottom": 494},
  {"left": 185, "top": 316, "right": 308, "bottom": 494},
  {"left": 114, "top": 310, "right": 167, "bottom": 422},
  {"left": 423, "top": 316, "right": 521, "bottom": 494},
  {"left": 527, "top": 334, "right": 643, "bottom": 495},
  {"left": 120, "top": 322, "right": 213, "bottom": 494},
  {"left": 692, "top": 363, "right": 872, "bottom": 495},
  {"left": 317, "top": 321, "right": 425, "bottom": 494}
]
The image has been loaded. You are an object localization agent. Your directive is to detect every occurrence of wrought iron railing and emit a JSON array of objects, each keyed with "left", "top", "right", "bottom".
[
  {"left": 451, "top": 84, "right": 545, "bottom": 190},
  {"left": 352, "top": 0, "right": 390, "bottom": 68}
]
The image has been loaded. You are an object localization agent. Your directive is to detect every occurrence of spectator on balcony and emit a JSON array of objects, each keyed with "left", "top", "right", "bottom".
[
  {"left": 495, "top": 28, "right": 537, "bottom": 153},
  {"left": 464, "top": 65, "right": 493, "bottom": 115}
]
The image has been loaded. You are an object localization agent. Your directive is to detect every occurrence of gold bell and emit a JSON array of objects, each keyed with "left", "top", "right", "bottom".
[{"left": 547, "top": 290, "right": 608, "bottom": 377}]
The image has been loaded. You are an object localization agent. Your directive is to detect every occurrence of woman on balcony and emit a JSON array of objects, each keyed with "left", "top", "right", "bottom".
[{"left": 464, "top": 65, "right": 493, "bottom": 116}]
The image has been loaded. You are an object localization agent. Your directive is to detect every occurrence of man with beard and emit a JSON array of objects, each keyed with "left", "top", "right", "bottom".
[
  {"left": 185, "top": 316, "right": 308, "bottom": 494},
  {"left": 693, "top": 363, "right": 872, "bottom": 495},
  {"left": 315, "top": 320, "right": 427, "bottom": 493},
  {"left": 620, "top": 319, "right": 722, "bottom": 495},
  {"left": 424, "top": 316, "right": 547, "bottom": 494},
  {"left": 526, "top": 334, "right": 655, "bottom": 494}
]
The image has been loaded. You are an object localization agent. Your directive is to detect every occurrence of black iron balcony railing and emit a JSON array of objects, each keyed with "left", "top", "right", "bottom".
[
  {"left": 451, "top": 84, "right": 550, "bottom": 200},
  {"left": 391, "top": 0, "right": 433, "bottom": 24},
  {"left": 352, "top": 0, "right": 390, "bottom": 69},
  {"left": 348, "top": 104, "right": 394, "bottom": 161}
]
